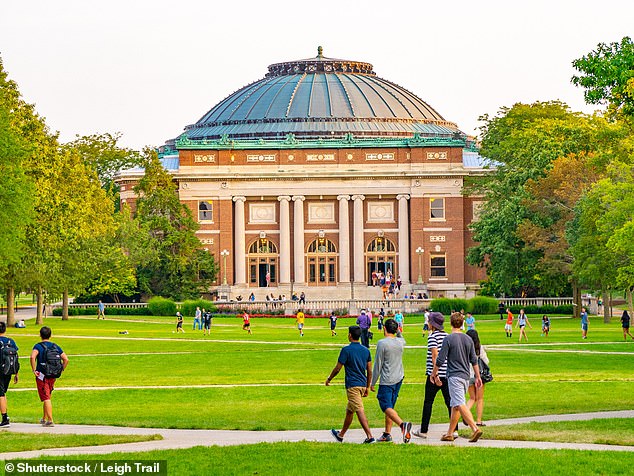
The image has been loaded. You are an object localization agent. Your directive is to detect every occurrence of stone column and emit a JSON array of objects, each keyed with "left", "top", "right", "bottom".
[
  {"left": 337, "top": 195, "right": 350, "bottom": 283},
  {"left": 397, "top": 194, "right": 410, "bottom": 284},
  {"left": 278, "top": 196, "right": 291, "bottom": 284},
  {"left": 352, "top": 194, "right": 365, "bottom": 283},
  {"left": 232, "top": 196, "right": 247, "bottom": 284},
  {"left": 293, "top": 196, "right": 306, "bottom": 284}
]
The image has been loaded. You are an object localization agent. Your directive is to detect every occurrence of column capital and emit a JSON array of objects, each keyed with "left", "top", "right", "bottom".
[
  {"left": 351, "top": 194, "right": 365, "bottom": 201},
  {"left": 277, "top": 195, "right": 292, "bottom": 202},
  {"left": 232, "top": 196, "right": 246, "bottom": 203},
  {"left": 337, "top": 195, "right": 350, "bottom": 202},
  {"left": 292, "top": 195, "right": 305, "bottom": 202},
  {"left": 396, "top": 194, "right": 410, "bottom": 201}
]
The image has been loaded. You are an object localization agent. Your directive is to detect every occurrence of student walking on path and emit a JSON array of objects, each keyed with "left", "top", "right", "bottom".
[
  {"left": 465, "top": 329, "right": 489, "bottom": 427},
  {"left": 0, "top": 322, "right": 19, "bottom": 428},
  {"left": 516, "top": 309, "right": 532, "bottom": 343},
  {"left": 30, "top": 326, "right": 68, "bottom": 427},
  {"left": 97, "top": 300, "right": 106, "bottom": 319},
  {"left": 356, "top": 311, "right": 372, "bottom": 349},
  {"left": 621, "top": 310, "right": 634, "bottom": 341},
  {"left": 413, "top": 312, "right": 452, "bottom": 439},
  {"left": 326, "top": 325, "right": 375, "bottom": 444},
  {"left": 431, "top": 312, "right": 483, "bottom": 443},
  {"left": 371, "top": 318, "right": 412, "bottom": 443}
]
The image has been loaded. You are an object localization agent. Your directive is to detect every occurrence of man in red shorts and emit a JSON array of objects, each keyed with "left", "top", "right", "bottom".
[{"left": 30, "top": 326, "right": 69, "bottom": 427}]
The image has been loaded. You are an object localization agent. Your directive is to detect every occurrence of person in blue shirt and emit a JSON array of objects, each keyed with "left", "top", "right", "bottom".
[
  {"left": 326, "top": 326, "right": 375, "bottom": 444},
  {"left": 581, "top": 307, "right": 589, "bottom": 339},
  {"left": 465, "top": 313, "right": 476, "bottom": 331},
  {"left": 0, "top": 322, "right": 19, "bottom": 428},
  {"left": 97, "top": 300, "right": 106, "bottom": 319}
]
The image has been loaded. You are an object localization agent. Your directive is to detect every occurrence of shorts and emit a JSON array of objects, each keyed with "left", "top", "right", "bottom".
[
  {"left": 377, "top": 380, "right": 403, "bottom": 412},
  {"left": 447, "top": 376, "right": 468, "bottom": 407},
  {"left": 423, "top": 324, "right": 429, "bottom": 331},
  {"left": 0, "top": 374, "right": 12, "bottom": 397},
  {"left": 298, "top": 323, "right": 304, "bottom": 330},
  {"left": 176, "top": 322, "right": 183, "bottom": 328},
  {"left": 330, "top": 323, "right": 336, "bottom": 330},
  {"left": 203, "top": 322, "right": 210, "bottom": 329},
  {"left": 504, "top": 324, "right": 512, "bottom": 331},
  {"left": 346, "top": 386, "right": 366, "bottom": 412},
  {"left": 243, "top": 322, "right": 250, "bottom": 328},
  {"left": 36, "top": 377, "right": 56, "bottom": 401},
  {"left": 581, "top": 323, "right": 588, "bottom": 331},
  {"left": 623, "top": 324, "right": 630, "bottom": 330}
]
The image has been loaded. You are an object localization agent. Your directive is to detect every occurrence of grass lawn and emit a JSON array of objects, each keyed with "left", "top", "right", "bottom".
[
  {"left": 459, "top": 418, "right": 634, "bottom": 446},
  {"left": 18, "top": 442, "right": 634, "bottom": 475},
  {"left": 0, "top": 432, "right": 162, "bottom": 452}
]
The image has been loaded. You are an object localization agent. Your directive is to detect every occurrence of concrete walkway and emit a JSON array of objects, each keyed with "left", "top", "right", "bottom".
[{"left": 1, "top": 410, "right": 633, "bottom": 459}]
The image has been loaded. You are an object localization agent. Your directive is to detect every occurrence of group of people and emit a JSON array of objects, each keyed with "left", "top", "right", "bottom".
[
  {"left": 175, "top": 307, "right": 213, "bottom": 335},
  {"left": 0, "top": 323, "right": 69, "bottom": 429},
  {"left": 326, "top": 311, "right": 486, "bottom": 444}
]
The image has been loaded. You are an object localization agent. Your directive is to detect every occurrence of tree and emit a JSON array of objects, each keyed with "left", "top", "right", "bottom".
[
  {"left": 131, "top": 149, "right": 217, "bottom": 300},
  {"left": 466, "top": 102, "right": 600, "bottom": 296},
  {"left": 572, "top": 37, "right": 634, "bottom": 120}
]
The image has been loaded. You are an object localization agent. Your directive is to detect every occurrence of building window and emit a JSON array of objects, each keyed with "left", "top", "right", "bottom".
[
  {"left": 430, "top": 254, "right": 446, "bottom": 277},
  {"left": 430, "top": 198, "right": 445, "bottom": 220},
  {"left": 198, "top": 201, "right": 213, "bottom": 221}
]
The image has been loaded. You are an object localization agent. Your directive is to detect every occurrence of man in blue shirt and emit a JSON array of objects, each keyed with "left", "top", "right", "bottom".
[
  {"left": 581, "top": 307, "right": 589, "bottom": 339},
  {"left": 326, "top": 325, "right": 375, "bottom": 444},
  {"left": 356, "top": 311, "right": 372, "bottom": 348},
  {"left": 0, "top": 322, "right": 19, "bottom": 428}
]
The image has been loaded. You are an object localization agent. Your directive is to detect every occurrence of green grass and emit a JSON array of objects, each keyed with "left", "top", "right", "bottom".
[
  {"left": 16, "top": 442, "right": 634, "bottom": 475},
  {"left": 0, "top": 432, "right": 162, "bottom": 452},
  {"left": 460, "top": 418, "right": 634, "bottom": 446}
]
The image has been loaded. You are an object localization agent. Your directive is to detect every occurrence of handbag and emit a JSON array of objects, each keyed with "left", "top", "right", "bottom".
[
  {"left": 368, "top": 331, "right": 374, "bottom": 340},
  {"left": 478, "top": 357, "right": 493, "bottom": 384}
]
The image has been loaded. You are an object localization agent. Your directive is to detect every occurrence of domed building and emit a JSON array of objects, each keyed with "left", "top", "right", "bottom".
[{"left": 118, "top": 48, "right": 487, "bottom": 299}]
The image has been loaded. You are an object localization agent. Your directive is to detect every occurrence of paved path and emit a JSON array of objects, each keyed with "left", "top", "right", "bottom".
[{"left": 1, "top": 410, "right": 633, "bottom": 459}]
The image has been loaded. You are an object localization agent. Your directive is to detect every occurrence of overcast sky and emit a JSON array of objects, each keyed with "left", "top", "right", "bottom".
[{"left": 1, "top": 0, "right": 632, "bottom": 150}]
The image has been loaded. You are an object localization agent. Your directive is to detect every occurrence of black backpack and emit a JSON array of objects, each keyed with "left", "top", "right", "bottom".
[
  {"left": 40, "top": 342, "right": 63, "bottom": 378},
  {"left": 0, "top": 339, "right": 20, "bottom": 376}
]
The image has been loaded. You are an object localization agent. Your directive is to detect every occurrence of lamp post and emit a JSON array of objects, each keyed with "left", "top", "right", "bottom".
[
  {"left": 220, "top": 249, "right": 230, "bottom": 286},
  {"left": 415, "top": 247, "right": 424, "bottom": 284}
]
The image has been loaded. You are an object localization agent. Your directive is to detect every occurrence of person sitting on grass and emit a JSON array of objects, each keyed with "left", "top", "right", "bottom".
[
  {"left": 431, "top": 312, "right": 483, "bottom": 443},
  {"left": 326, "top": 325, "right": 375, "bottom": 444}
]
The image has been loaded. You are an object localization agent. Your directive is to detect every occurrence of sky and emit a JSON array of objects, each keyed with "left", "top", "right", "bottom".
[{"left": 1, "top": 0, "right": 632, "bottom": 150}]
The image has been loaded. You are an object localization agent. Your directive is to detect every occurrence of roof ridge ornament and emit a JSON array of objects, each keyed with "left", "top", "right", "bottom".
[{"left": 317, "top": 46, "right": 323, "bottom": 58}]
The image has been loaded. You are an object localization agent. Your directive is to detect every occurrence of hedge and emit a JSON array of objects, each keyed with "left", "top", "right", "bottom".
[
  {"left": 469, "top": 296, "right": 500, "bottom": 314},
  {"left": 52, "top": 307, "right": 149, "bottom": 316},
  {"left": 509, "top": 304, "right": 573, "bottom": 315},
  {"left": 147, "top": 297, "right": 177, "bottom": 316}
]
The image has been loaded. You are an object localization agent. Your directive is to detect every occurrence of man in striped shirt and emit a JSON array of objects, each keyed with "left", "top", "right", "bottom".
[{"left": 413, "top": 312, "right": 452, "bottom": 439}]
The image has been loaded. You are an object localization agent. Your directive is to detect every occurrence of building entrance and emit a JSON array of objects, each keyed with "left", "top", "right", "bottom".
[
  {"left": 366, "top": 236, "right": 397, "bottom": 286},
  {"left": 248, "top": 238, "right": 278, "bottom": 287}
]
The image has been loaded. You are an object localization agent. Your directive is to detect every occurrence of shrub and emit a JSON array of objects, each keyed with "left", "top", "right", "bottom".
[
  {"left": 52, "top": 306, "right": 149, "bottom": 316},
  {"left": 147, "top": 297, "right": 177, "bottom": 316},
  {"left": 430, "top": 298, "right": 453, "bottom": 315},
  {"left": 470, "top": 296, "right": 499, "bottom": 315},
  {"left": 179, "top": 299, "right": 216, "bottom": 317}
]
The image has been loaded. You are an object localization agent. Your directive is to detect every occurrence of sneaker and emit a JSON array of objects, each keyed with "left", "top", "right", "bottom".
[
  {"left": 39, "top": 418, "right": 46, "bottom": 425},
  {"left": 440, "top": 433, "right": 454, "bottom": 442},
  {"left": 42, "top": 421, "right": 55, "bottom": 427},
  {"left": 476, "top": 422, "right": 487, "bottom": 427},
  {"left": 330, "top": 429, "right": 343, "bottom": 443},
  {"left": 401, "top": 421, "right": 412, "bottom": 443},
  {"left": 468, "top": 428, "right": 483, "bottom": 442},
  {"left": 377, "top": 433, "right": 392, "bottom": 442},
  {"left": 412, "top": 428, "right": 427, "bottom": 439},
  {"left": 0, "top": 420, "right": 10, "bottom": 428},
  {"left": 453, "top": 431, "right": 459, "bottom": 439},
  {"left": 362, "top": 437, "right": 375, "bottom": 444}
]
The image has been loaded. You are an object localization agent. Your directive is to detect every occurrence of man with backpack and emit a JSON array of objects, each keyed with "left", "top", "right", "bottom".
[
  {"left": 30, "top": 326, "right": 68, "bottom": 427},
  {"left": 0, "top": 322, "right": 20, "bottom": 428}
]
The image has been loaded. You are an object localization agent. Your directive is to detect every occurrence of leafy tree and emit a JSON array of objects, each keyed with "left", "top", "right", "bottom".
[
  {"left": 572, "top": 37, "right": 634, "bottom": 120},
  {"left": 131, "top": 149, "right": 217, "bottom": 300}
]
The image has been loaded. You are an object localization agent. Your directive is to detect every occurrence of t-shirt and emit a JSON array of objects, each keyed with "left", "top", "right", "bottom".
[
  {"left": 542, "top": 318, "right": 550, "bottom": 328},
  {"left": 329, "top": 315, "right": 337, "bottom": 326},
  {"left": 581, "top": 312, "right": 588, "bottom": 325},
  {"left": 98, "top": 302, "right": 105, "bottom": 311},
  {"left": 394, "top": 312, "right": 404, "bottom": 324},
  {"left": 32, "top": 341, "right": 63, "bottom": 374},
  {"left": 356, "top": 313, "right": 371, "bottom": 329},
  {"left": 506, "top": 311, "right": 513, "bottom": 325},
  {"left": 465, "top": 316, "right": 475, "bottom": 329},
  {"left": 338, "top": 342, "right": 371, "bottom": 389},
  {"left": 195, "top": 309, "right": 202, "bottom": 319},
  {"left": 622, "top": 314, "right": 630, "bottom": 327},
  {"left": 243, "top": 313, "right": 250, "bottom": 323},
  {"left": 426, "top": 330, "right": 448, "bottom": 377},
  {"left": 518, "top": 314, "right": 527, "bottom": 326},
  {"left": 435, "top": 332, "right": 477, "bottom": 380},
  {"left": 0, "top": 336, "right": 18, "bottom": 351},
  {"left": 371, "top": 336, "right": 406, "bottom": 386},
  {"left": 296, "top": 312, "right": 305, "bottom": 324}
]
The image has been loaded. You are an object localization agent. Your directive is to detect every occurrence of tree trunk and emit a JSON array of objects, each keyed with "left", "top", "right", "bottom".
[
  {"left": 62, "top": 289, "right": 69, "bottom": 321},
  {"left": 572, "top": 281, "right": 581, "bottom": 319},
  {"left": 602, "top": 287, "right": 610, "bottom": 324},
  {"left": 627, "top": 287, "right": 634, "bottom": 320},
  {"left": 609, "top": 291, "right": 613, "bottom": 320},
  {"left": 6, "top": 287, "right": 16, "bottom": 327},
  {"left": 36, "top": 286, "right": 44, "bottom": 325}
]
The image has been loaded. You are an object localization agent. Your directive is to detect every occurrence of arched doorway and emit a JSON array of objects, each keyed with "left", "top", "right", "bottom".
[
  {"left": 247, "top": 238, "right": 278, "bottom": 287},
  {"left": 366, "top": 236, "right": 396, "bottom": 285},
  {"left": 306, "top": 238, "right": 337, "bottom": 286}
]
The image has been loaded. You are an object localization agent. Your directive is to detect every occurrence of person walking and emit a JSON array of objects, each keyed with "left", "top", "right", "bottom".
[
  {"left": 413, "top": 312, "right": 452, "bottom": 439},
  {"left": 326, "top": 325, "right": 375, "bottom": 444},
  {"left": 356, "top": 310, "right": 372, "bottom": 349},
  {"left": 30, "top": 326, "right": 69, "bottom": 427},
  {"left": 498, "top": 302, "right": 505, "bottom": 320},
  {"left": 431, "top": 312, "right": 483, "bottom": 443},
  {"left": 0, "top": 322, "right": 20, "bottom": 428},
  {"left": 193, "top": 307, "right": 202, "bottom": 331},
  {"left": 97, "top": 300, "right": 106, "bottom": 319},
  {"left": 465, "top": 329, "right": 489, "bottom": 427},
  {"left": 465, "top": 312, "right": 476, "bottom": 331},
  {"left": 516, "top": 309, "right": 532, "bottom": 343},
  {"left": 242, "top": 311, "right": 252, "bottom": 335},
  {"left": 505, "top": 308, "right": 514, "bottom": 338},
  {"left": 175, "top": 311, "right": 185, "bottom": 333},
  {"left": 581, "top": 307, "right": 589, "bottom": 340},
  {"left": 370, "top": 318, "right": 412, "bottom": 443},
  {"left": 329, "top": 311, "right": 338, "bottom": 336},
  {"left": 202, "top": 309, "right": 212, "bottom": 336},
  {"left": 541, "top": 315, "right": 550, "bottom": 337},
  {"left": 394, "top": 310, "right": 404, "bottom": 334},
  {"left": 377, "top": 309, "right": 385, "bottom": 331},
  {"left": 621, "top": 310, "right": 634, "bottom": 341},
  {"left": 296, "top": 309, "right": 305, "bottom": 337}
]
